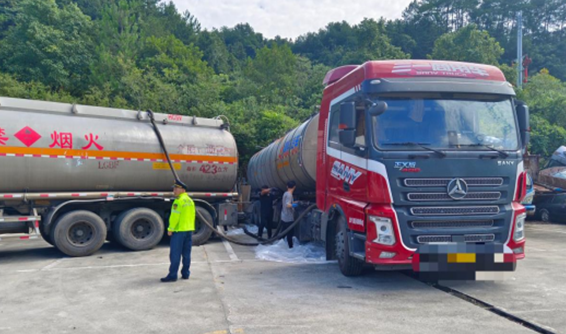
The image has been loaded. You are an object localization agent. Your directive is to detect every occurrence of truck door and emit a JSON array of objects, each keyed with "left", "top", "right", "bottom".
[
  {"left": 327, "top": 101, "right": 369, "bottom": 232},
  {"left": 338, "top": 107, "right": 368, "bottom": 203},
  {"left": 327, "top": 104, "right": 343, "bottom": 197},
  {"left": 327, "top": 103, "right": 369, "bottom": 199}
]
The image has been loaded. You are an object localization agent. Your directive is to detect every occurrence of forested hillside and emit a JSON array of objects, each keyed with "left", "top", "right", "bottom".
[{"left": 1, "top": 0, "right": 566, "bottom": 164}]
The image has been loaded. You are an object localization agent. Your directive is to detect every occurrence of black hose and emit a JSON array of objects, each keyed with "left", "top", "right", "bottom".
[
  {"left": 145, "top": 109, "right": 317, "bottom": 247},
  {"left": 242, "top": 215, "right": 283, "bottom": 241},
  {"left": 243, "top": 214, "right": 283, "bottom": 241},
  {"left": 147, "top": 109, "right": 181, "bottom": 183},
  {"left": 196, "top": 204, "right": 317, "bottom": 246}
]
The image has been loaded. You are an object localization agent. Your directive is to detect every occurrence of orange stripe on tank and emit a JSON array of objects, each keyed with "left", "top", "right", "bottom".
[{"left": 0, "top": 146, "right": 237, "bottom": 163}]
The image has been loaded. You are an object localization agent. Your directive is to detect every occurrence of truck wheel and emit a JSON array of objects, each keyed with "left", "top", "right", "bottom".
[
  {"left": 193, "top": 207, "right": 214, "bottom": 246},
  {"left": 113, "top": 208, "right": 164, "bottom": 251},
  {"left": 39, "top": 223, "right": 54, "bottom": 246},
  {"left": 335, "top": 216, "right": 364, "bottom": 277},
  {"left": 52, "top": 211, "right": 107, "bottom": 257},
  {"left": 540, "top": 209, "right": 551, "bottom": 222}
]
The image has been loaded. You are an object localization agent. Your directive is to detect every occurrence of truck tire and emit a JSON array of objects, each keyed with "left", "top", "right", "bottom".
[
  {"left": 335, "top": 216, "right": 364, "bottom": 277},
  {"left": 52, "top": 210, "right": 107, "bottom": 257},
  {"left": 192, "top": 206, "right": 214, "bottom": 246},
  {"left": 113, "top": 208, "right": 164, "bottom": 251}
]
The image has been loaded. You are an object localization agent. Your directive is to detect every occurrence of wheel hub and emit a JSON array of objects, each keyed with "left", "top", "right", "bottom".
[
  {"left": 131, "top": 219, "right": 152, "bottom": 240},
  {"left": 68, "top": 222, "right": 93, "bottom": 245}
]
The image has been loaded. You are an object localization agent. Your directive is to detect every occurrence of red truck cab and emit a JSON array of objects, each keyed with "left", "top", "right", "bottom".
[{"left": 316, "top": 60, "right": 529, "bottom": 277}]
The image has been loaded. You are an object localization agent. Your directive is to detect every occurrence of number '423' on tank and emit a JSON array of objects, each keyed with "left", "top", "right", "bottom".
[{"left": 0, "top": 97, "right": 239, "bottom": 256}]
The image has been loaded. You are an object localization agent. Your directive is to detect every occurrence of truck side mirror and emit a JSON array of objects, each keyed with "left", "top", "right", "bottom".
[
  {"left": 368, "top": 101, "right": 388, "bottom": 116},
  {"left": 516, "top": 101, "right": 530, "bottom": 151},
  {"left": 339, "top": 102, "right": 356, "bottom": 147}
]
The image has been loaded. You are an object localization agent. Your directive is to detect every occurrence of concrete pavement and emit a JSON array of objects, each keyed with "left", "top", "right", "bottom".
[{"left": 0, "top": 222, "right": 564, "bottom": 334}]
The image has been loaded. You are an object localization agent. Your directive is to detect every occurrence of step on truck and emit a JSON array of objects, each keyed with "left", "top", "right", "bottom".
[
  {"left": 248, "top": 60, "right": 531, "bottom": 278},
  {"left": 0, "top": 97, "right": 240, "bottom": 256}
]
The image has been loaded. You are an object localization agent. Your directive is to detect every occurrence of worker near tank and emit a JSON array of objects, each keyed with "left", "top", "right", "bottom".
[
  {"left": 281, "top": 181, "right": 298, "bottom": 248},
  {"left": 161, "top": 180, "right": 195, "bottom": 283},
  {"left": 258, "top": 185, "right": 274, "bottom": 239}
]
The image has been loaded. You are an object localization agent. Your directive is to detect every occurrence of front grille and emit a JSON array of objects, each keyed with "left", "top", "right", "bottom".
[
  {"left": 404, "top": 177, "right": 504, "bottom": 187},
  {"left": 411, "top": 220, "right": 494, "bottom": 229},
  {"left": 417, "top": 235, "right": 451, "bottom": 243},
  {"left": 416, "top": 234, "right": 496, "bottom": 244},
  {"left": 464, "top": 234, "right": 496, "bottom": 242},
  {"left": 407, "top": 192, "right": 501, "bottom": 201},
  {"left": 410, "top": 206, "right": 500, "bottom": 216}
]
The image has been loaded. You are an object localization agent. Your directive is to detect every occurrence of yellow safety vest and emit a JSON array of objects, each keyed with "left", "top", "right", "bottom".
[{"left": 168, "top": 193, "right": 196, "bottom": 232}]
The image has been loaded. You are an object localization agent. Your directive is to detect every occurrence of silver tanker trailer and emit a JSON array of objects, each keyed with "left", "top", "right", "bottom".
[
  {"left": 0, "top": 97, "right": 239, "bottom": 256},
  {"left": 247, "top": 114, "right": 318, "bottom": 193}
]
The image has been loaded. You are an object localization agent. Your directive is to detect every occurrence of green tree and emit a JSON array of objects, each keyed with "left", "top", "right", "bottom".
[
  {"left": 197, "top": 30, "right": 234, "bottom": 74},
  {"left": 431, "top": 24, "right": 504, "bottom": 65},
  {"left": 220, "top": 23, "right": 266, "bottom": 62},
  {"left": 398, "top": 0, "right": 451, "bottom": 59},
  {"left": 0, "top": 0, "right": 17, "bottom": 38},
  {"left": 224, "top": 98, "right": 300, "bottom": 166},
  {"left": 499, "top": 63, "right": 518, "bottom": 86},
  {"left": 342, "top": 19, "right": 409, "bottom": 64},
  {"left": 529, "top": 114, "right": 566, "bottom": 157},
  {"left": 293, "top": 56, "right": 330, "bottom": 112},
  {"left": 0, "top": 0, "right": 94, "bottom": 93},
  {"left": 139, "top": 2, "right": 200, "bottom": 45},
  {"left": 293, "top": 19, "right": 408, "bottom": 67},
  {"left": 255, "top": 108, "right": 300, "bottom": 148},
  {"left": 0, "top": 71, "right": 74, "bottom": 102},
  {"left": 96, "top": 0, "right": 142, "bottom": 61},
  {"left": 385, "top": 19, "right": 418, "bottom": 56},
  {"left": 519, "top": 69, "right": 566, "bottom": 128},
  {"left": 140, "top": 35, "right": 211, "bottom": 82},
  {"left": 243, "top": 43, "right": 297, "bottom": 104}
]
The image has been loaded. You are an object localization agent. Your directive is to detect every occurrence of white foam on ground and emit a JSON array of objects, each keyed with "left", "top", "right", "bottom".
[
  {"left": 255, "top": 238, "right": 335, "bottom": 264},
  {"left": 225, "top": 225, "right": 258, "bottom": 236}
]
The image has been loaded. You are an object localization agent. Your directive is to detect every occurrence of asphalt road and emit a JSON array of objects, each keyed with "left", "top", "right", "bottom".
[{"left": 0, "top": 222, "right": 564, "bottom": 334}]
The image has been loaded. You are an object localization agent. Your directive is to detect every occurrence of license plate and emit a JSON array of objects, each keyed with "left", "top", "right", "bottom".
[
  {"left": 447, "top": 253, "right": 476, "bottom": 263},
  {"left": 412, "top": 243, "right": 516, "bottom": 281}
]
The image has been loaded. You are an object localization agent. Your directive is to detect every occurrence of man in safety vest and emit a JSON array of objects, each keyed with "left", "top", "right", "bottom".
[{"left": 161, "top": 180, "right": 196, "bottom": 283}]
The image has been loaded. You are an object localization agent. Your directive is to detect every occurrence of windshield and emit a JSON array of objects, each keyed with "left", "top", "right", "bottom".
[{"left": 372, "top": 95, "right": 519, "bottom": 151}]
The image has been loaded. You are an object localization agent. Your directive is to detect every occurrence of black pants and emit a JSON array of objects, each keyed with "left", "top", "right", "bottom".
[
  {"left": 259, "top": 213, "right": 273, "bottom": 239},
  {"left": 281, "top": 220, "right": 294, "bottom": 248}
]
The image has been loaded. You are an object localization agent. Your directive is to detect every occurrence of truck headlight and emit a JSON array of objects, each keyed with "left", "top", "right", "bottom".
[
  {"left": 522, "top": 194, "right": 534, "bottom": 205},
  {"left": 369, "top": 216, "right": 396, "bottom": 246},
  {"left": 513, "top": 213, "right": 526, "bottom": 242}
]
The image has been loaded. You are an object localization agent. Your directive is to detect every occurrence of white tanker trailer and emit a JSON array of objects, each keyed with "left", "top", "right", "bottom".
[{"left": 0, "top": 97, "right": 240, "bottom": 256}]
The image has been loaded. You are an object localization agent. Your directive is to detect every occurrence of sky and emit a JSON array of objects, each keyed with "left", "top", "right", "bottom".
[{"left": 170, "top": 0, "right": 414, "bottom": 40}]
